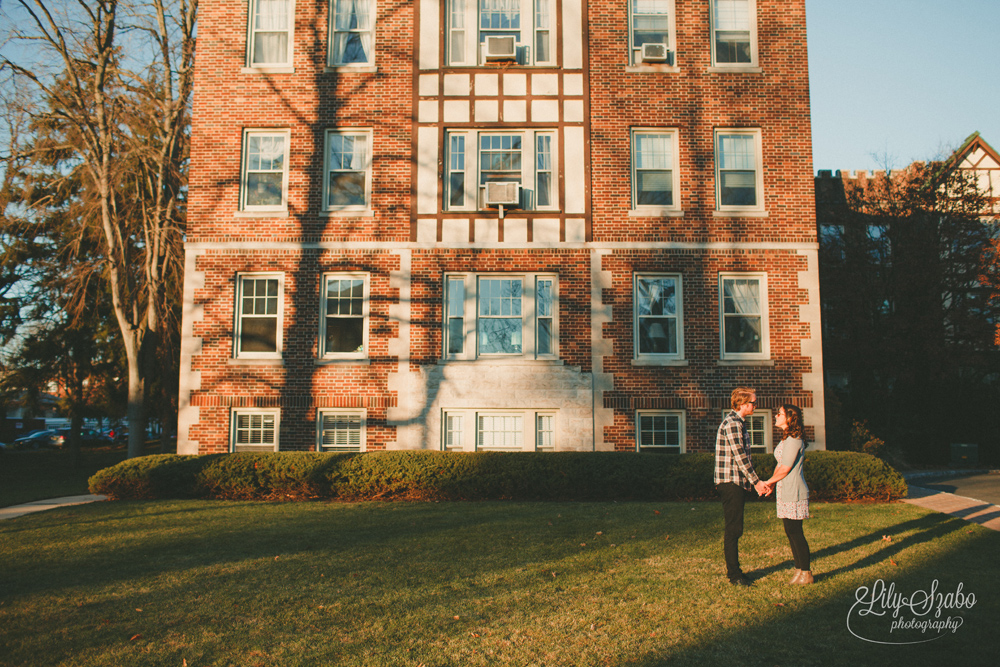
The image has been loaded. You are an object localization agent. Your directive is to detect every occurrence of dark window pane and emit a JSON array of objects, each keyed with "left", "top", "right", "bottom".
[
  {"left": 241, "top": 317, "right": 277, "bottom": 352},
  {"left": 329, "top": 172, "right": 366, "bottom": 207},
  {"left": 246, "top": 173, "right": 283, "bottom": 206},
  {"left": 326, "top": 317, "right": 364, "bottom": 353}
]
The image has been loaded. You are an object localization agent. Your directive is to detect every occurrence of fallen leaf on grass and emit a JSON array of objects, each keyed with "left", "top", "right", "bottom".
[
  {"left": 882, "top": 535, "right": 892, "bottom": 542},
  {"left": 130, "top": 634, "right": 142, "bottom": 641},
  {"left": 454, "top": 615, "right": 460, "bottom": 620},
  {"left": 135, "top": 608, "right": 142, "bottom": 612},
  {"left": 580, "top": 543, "right": 587, "bottom": 547},
  {"left": 654, "top": 510, "right": 660, "bottom": 515},
  {"left": 890, "top": 559, "right": 898, "bottom": 566},
  {"left": 774, "top": 603, "right": 785, "bottom": 607}
]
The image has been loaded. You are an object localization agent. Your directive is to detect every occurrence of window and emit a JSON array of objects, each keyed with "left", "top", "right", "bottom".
[
  {"left": 720, "top": 409, "right": 771, "bottom": 452},
  {"left": 628, "top": 0, "right": 676, "bottom": 66},
  {"left": 443, "top": 411, "right": 465, "bottom": 451},
  {"left": 447, "top": 0, "right": 556, "bottom": 66},
  {"left": 478, "top": 413, "right": 523, "bottom": 450},
  {"left": 232, "top": 409, "right": 280, "bottom": 452},
  {"left": 319, "top": 274, "right": 368, "bottom": 358},
  {"left": 445, "top": 130, "right": 557, "bottom": 211},
  {"left": 719, "top": 273, "right": 769, "bottom": 360},
  {"left": 329, "top": 0, "right": 374, "bottom": 66},
  {"left": 444, "top": 274, "right": 558, "bottom": 360},
  {"left": 247, "top": 0, "right": 294, "bottom": 67},
  {"left": 323, "top": 130, "right": 372, "bottom": 212},
  {"left": 235, "top": 274, "right": 283, "bottom": 358},
  {"left": 317, "top": 410, "right": 365, "bottom": 451},
  {"left": 241, "top": 130, "right": 289, "bottom": 212},
  {"left": 710, "top": 0, "right": 757, "bottom": 67},
  {"left": 714, "top": 129, "right": 763, "bottom": 211},
  {"left": 634, "top": 274, "right": 683, "bottom": 359},
  {"left": 631, "top": 130, "right": 680, "bottom": 212},
  {"left": 536, "top": 413, "right": 555, "bottom": 451},
  {"left": 636, "top": 411, "right": 685, "bottom": 452}
]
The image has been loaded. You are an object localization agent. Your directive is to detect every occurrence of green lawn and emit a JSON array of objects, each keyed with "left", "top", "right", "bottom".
[{"left": 1, "top": 498, "right": 996, "bottom": 666}]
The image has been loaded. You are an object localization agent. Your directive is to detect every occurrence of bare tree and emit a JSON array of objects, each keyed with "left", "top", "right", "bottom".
[{"left": 0, "top": 0, "right": 196, "bottom": 457}]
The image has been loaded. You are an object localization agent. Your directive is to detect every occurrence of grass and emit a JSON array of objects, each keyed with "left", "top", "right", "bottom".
[
  {"left": 0, "top": 443, "right": 170, "bottom": 508},
  {"left": 1, "top": 498, "right": 997, "bottom": 666}
]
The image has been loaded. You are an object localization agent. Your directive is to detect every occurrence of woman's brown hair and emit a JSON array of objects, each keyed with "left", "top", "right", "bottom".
[{"left": 780, "top": 404, "right": 807, "bottom": 445}]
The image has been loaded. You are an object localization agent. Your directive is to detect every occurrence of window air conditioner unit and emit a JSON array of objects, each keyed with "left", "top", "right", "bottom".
[
  {"left": 484, "top": 35, "right": 517, "bottom": 61},
  {"left": 484, "top": 181, "right": 520, "bottom": 206},
  {"left": 641, "top": 43, "right": 669, "bottom": 63}
]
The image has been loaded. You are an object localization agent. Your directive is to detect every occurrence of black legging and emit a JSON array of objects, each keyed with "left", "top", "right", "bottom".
[{"left": 782, "top": 518, "right": 810, "bottom": 570}]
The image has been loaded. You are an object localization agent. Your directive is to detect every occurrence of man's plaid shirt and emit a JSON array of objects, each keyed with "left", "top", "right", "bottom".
[{"left": 714, "top": 410, "right": 761, "bottom": 490}]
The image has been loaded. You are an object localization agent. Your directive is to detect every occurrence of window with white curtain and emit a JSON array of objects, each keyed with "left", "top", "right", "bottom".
[
  {"left": 634, "top": 274, "right": 683, "bottom": 360},
  {"left": 628, "top": 0, "right": 676, "bottom": 66},
  {"left": 241, "top": 130, "right": 290, "bottom": 211},
  {"left": 248, "top": 0, "right": 294, "bottom": 67},
  {"left": 719, "top": 273, "right": 769, "bottom": 360},
  {"left": 721, "top": 409, "right": 771, "bottom": 452},
  {"left": 710, "top": 0, "right": 757, "bottom": 66},
  {"left": 631, "top": 129, "right": 680, "bottom": 211},
  {"left": 319, "top": 273, "right": 368, "bottom": 358},
  {"left": 715, "top": 129, "right": 763, "bottom": 211},
  {"left": 329, "top": 0, "right": 374, "bottom": 66},
  {"left": 446, "top": 0, "right": 556, "bottom": 66},
  {"left": 323, "top": 130, "right": 372, "bottom": 211}
]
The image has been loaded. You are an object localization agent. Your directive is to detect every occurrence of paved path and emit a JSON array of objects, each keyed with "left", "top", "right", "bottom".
[
  {"left": 902, "top": 484, "right": 1000, "bottom": 531},
  {"left": 0, "top": 494, "right": 107, "bottom": 521}
]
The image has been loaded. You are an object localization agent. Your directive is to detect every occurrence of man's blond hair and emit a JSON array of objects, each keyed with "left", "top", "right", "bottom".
[{"left": 730, "top": 386, "right": 756, "bottom": 411}]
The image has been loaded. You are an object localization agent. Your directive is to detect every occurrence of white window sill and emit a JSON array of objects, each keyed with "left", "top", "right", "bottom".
[
  {"left": 324, "top": 65, "right": 377, "bottom": 74},
  {"left": 625, "top": 65, "right": 681, "bottom": 74},
  {"left": 235, "top": 209, "right": 290, "bottom": 218},
  {"left": 629, "top": 208, "right": 684, "bottom": 218},
  {"left": 319, "top": 209, "right": 375, "bottom": 218},
  {"left": 632, "top": 358, "right": 689, "bottom": 367},
  {"left": 440, "top": 358, "right": 565, "bottom": 366},
  {"left": 241, "top": 66, "right": 295, "bottom": 74},
  {"left": 713, "top": 209, "right": 769, "bottom": 218},
  {"left": 315, "top": 357, "right": 371, "bottom": 365},
  {"left": 706, "top": 66, "right": 762, "bottom": 73},
  {"left": 229, "top": 357, "right": 284, "bottom": 366},
  {"left": 717, "top": 359, "right": 774, "bottom": 367}
]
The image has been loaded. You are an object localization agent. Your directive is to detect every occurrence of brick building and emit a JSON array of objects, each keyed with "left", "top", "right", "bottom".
[{"left": 178, "top": 0, "right": 826, "bottom": 455}]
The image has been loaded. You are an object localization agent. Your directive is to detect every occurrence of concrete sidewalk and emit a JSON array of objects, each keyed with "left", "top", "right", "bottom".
[
  {"left": 902, "top": 485, "right": 1000, "bottom": 531},
  {"left": 0, "top": 495, "right": 107, "bottom": 521}
]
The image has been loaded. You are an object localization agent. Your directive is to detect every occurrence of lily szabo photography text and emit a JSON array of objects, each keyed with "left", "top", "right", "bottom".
[{"left": 847, "top": 579, "right": 977, "bottom": 645}]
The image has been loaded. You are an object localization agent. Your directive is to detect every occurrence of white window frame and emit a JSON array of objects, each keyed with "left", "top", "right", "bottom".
[
  {"left": 709, "top": 0, "right": 758, "bottom": 68},
  {"left": 322, "top": 129, "right": 373, "bottom": 213},
  {"left": 231, "top": 408, "right": 280, "bottom": 452},
  {"left": 722, "top": 408, "right": 772, "bottom": 453},
  {"left": 234, "top": 273, "right": 284, "bottom": 359},
  {"left": 719, "top": 272, "right": 770, "bottom": 361},
  {"left": 628, "top": 0, "right": 677, "bottom": 67},
  {"left": 319, "top": 273, "right": 369, "bottom": 359},
  {"left": 328, "top": 0, "right": 376, "bottom": 67},
  {"left": 246, "top": 0, "right": 295, "bottom": 68},
  {"left": 714, "top": 128, "right": 764, "bottom": 213},
  {"left": 241, "top": 129, "right": 291, "bottom": 213},
  {"left": 631, "top": 129, "right": 681, "bottom": 214},
  {"left": 444, "top": 129, "right": 558, "bottom": 211},
  {"left": 316, "top": 408, "right": 366, "bottom": 451},
  {"left": 443, "top": 273, "right": 558, "bottom": 361},
  {"left": 441, "top": 409, "right": 556, "bottom": 451},
  {"left": 636, "top": 410, "right": 685, "bottom": 453},
  {"left": 446, "top": 0, "right": 557, "bottom": 66},
  {"left": 634, "top": 273, "right": 684, "bottom": 361}
]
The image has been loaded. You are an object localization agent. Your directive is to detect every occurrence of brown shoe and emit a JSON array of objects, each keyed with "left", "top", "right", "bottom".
[
  {"left": 789, "top": 569, "right": 803, "bottom": 584},
  {"left": 795, "top": 570, "right": 814, "bottom": 584}
]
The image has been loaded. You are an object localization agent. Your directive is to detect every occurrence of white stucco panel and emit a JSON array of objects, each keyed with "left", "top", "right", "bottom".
[
  {"left": 418, "top": 0, "right": 440, "bottom": 70},
  {"left": 564, "top": 126, "right": 586, "bottom": 214},
  {"left": 562, "top": 0, "right": 583, "bottom": 69},
  {"left": 416, "top": 126, "right": 439, "bottom": 214}
]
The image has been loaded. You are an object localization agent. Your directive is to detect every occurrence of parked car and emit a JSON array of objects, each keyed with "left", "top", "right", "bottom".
[
  {"left": 11, "top": 429, "right": 59, "bottom": 450},
  {"left": 52, "top": 428, "right": 113, "bottom": 448}
]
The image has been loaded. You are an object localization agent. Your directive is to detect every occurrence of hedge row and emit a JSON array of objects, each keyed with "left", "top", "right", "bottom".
[{"left": 88, "top": 450, "right": 907, "bottom": 503}]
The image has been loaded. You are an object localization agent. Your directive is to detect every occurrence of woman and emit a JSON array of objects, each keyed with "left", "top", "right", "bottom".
[{"left": 764, "top": 404, "right": 813, "bottom": 584}]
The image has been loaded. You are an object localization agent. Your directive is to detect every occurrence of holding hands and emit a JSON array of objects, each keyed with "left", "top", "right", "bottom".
[{"left": 754, "top": 480, "right": 773, "bottom": 497}]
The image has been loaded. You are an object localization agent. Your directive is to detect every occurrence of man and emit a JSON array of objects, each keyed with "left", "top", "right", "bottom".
[{"left": 714, "top": 386, "right": 771, "bottom": 586}]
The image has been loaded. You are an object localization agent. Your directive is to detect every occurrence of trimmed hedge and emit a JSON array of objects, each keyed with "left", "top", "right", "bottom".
[{"left": 88, "top": 450, "right": 907, "bottom": 503}]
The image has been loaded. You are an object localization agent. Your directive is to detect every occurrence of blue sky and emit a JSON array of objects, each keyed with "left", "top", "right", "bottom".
[{"left": 807, "top": 0, "right": 1000, "bottom": 172}]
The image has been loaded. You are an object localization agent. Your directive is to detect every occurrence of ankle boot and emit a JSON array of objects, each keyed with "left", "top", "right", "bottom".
[
  {"left": 789, "top": 569, "right": 803, "bottom": 584},
  {"left": 795, "top": 570, "right": 814, "bottom": 584}
]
